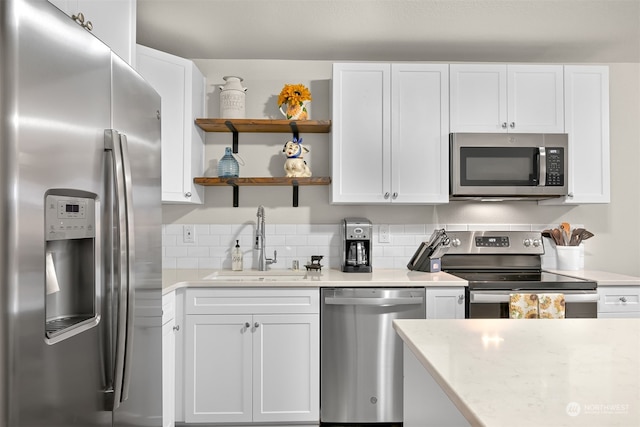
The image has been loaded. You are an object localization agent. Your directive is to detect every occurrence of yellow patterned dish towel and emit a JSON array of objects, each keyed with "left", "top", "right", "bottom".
[
  {"left": 509, "top": 293, "right": 539, "bottom": 319},
  {"left": 538, "top": 293, "right": 566, "bottom": 319}
]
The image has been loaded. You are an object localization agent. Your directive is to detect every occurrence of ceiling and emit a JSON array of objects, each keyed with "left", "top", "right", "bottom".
[{"left": 136, "top": 0, "right": 640, "bottom": 63}]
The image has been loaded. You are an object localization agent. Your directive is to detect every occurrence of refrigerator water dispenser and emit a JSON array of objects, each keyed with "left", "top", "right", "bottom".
[{"left": 44, "top": 193, "right": 99, "bottom": 343}]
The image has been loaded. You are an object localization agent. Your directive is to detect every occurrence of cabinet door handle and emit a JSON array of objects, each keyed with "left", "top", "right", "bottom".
[
  {"left": 458, "top": 295, "right": 465, "bottom": 303},
  {"left": 501, "top": 122, "right": 507, "bottom": 129},
  {"left": 392, "top": 192, "right": 398, "bottom": 199},
  {"left": 383, "top": 192, "right": 390, "bottom": 199},
  {"left": 619, "top": 296, "right": 628, "bottom": 303},
  {"left": 244, "top": 322, "right": 251, "bottom": 328},
  {"left": 184, "top": 192, "right": 192, "bottom": 198},
  {"left": 254, "top": 322, "right": 260, "bottom": 328},
  {"left": 510, "top": 122, "right": 515, "bottom": 129},
  {"left": 172, "top": 325, "right": 180, "bottom": 332}
]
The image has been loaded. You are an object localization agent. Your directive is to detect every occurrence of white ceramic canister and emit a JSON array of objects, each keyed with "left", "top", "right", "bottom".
[{"left": 219, "top": 76, "right": 247, "bottom": 118}]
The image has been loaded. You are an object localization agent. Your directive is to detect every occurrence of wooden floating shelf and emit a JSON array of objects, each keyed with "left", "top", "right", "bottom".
[
  {"left": 195, "top": 118, "right": 331, "bottom": 133},
  {"left": 193, "top": 177, "right": 331, "bottom": 207},
  {"left": 194, "top": 177, "right": 331, "bottom": 186}
]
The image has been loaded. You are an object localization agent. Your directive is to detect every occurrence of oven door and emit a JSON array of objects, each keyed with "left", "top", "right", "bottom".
[{"left": 467, "top": 289, "right": 598, "bottom": 318}]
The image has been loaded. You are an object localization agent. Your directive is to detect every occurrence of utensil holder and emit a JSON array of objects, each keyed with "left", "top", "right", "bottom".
[{"left": 556, "top": 245, "right": 583, "bottom": 270}]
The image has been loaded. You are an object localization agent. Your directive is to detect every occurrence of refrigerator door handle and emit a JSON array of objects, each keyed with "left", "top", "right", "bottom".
[
  {"left": 118, "top": 132, "right": 135, "bottom": 403},
  {"left": 104, "top": 129, "right": 135, "bottom": 409}
]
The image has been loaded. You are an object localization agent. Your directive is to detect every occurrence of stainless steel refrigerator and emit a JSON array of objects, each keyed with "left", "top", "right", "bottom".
[{"left": 0, "top": 1, "right": 162, "bottom": 426}]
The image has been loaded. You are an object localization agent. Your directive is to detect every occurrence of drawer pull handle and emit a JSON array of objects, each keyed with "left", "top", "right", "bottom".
[{"left": 619, "top": 296, "right": 627, "bottom": 303}]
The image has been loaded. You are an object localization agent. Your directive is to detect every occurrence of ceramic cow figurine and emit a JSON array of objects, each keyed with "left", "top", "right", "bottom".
[{"left": 282, "top": 137, "right": 312, "bottom": 177}]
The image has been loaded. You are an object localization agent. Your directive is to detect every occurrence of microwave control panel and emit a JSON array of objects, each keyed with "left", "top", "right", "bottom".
[{"left": 545, "top": 147, "right": 564, "bottom": 186}]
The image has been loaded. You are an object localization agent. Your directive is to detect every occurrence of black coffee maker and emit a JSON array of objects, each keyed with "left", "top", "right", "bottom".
[{"left": 341, "top": 218, "right": 372, "bottom": 272}]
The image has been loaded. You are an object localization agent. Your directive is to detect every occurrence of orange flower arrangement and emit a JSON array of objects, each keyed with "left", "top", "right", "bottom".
[
  {"left": 278, "top": 83, "right": 312, "bottom": 120},
  {"left": 278, "top": 83, "right": 312, "bottom": 107}
]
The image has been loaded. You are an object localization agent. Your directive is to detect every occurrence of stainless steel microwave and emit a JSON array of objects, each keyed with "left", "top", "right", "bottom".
[{"left": 449, "top": 133, "right": 568, "bottom": 200}]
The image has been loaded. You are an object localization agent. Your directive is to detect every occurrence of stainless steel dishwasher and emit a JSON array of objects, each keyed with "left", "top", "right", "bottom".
[{"left": 320, "top": 287, "right": 426, "bottom": 426}]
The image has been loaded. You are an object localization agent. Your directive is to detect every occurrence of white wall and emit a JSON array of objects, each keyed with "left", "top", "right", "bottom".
[{"left": 162, "top": 60, "right": 640, "bottom": 277}]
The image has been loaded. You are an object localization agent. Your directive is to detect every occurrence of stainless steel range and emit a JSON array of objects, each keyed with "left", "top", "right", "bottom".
[{"left": 441, "top": 231, "right": 598, "bottom": 318}]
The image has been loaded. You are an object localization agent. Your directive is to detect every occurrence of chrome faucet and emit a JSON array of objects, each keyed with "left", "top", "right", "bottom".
[{"left": 255, "top": 205, "right": 277, "bottom": 271}]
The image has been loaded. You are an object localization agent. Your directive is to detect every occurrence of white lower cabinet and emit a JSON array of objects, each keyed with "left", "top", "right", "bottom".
[
  {"left": 162, "top": 292, "right": 176, "bottom": 427},
  {"left": 426, "top": 287, "right": 466, "bottom": 319},
  {"left": 598, "top": 286, "right": 640, "bottom": 318},
  {"left": 183, "top": 289, "right": 320, "bottom": 425}
]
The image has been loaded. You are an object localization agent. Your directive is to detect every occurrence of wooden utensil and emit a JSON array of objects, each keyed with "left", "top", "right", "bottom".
[
  {"left": 551, "top": 228, "right": 564, "bottom": 246},
  {"left": 570, "top": 228, "right": 585, "bottom": 246},
  {"left": 560, "top": 222, "right": 571, "bottom": 245}
]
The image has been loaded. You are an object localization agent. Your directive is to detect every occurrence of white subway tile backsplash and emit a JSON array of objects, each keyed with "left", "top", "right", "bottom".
[
  {"left": 404, "top": 224, "right": 426, "bottom": 235},
  {"left": 187, "top": 247, "right": 210, "bottom": 257},
  {"left": 194, "top": 224, "right": 210, "bottom": 235},
  {"left": 285, "top": 235, "right": 308, "bottom": 246},
  {"left": 162, "top": 222, "right": 551, "bottom": 271},
  {"left": 176, "top": 257, "right": 198, "bottom": 269},
  {"left": 166, "top": 246, "right": 188, "bottom": 257},
  {"left": 276, "top": 224, "right": 297, "bottom": 234},
  {"left": 393, "top": 235, "right": 416, "bottom": 246}
]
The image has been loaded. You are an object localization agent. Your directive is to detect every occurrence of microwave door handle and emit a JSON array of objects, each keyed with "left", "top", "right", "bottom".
[{"left": 538, "top": 147, "right": 546, "bottom": 186}]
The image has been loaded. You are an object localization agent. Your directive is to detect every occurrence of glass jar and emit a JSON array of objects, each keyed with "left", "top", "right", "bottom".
[{"left": 217, "top": 147, "right": 239, "bottom": 177}]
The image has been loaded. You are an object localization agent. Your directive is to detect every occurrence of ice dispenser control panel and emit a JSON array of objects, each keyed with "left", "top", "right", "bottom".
[{"left": 46, "top": 195, "right": 95, "bottom": 240}]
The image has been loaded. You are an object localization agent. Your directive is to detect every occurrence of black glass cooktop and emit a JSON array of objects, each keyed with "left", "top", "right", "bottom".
[{"left": 448, "top": 270, "right": 597, "bottom": 290}]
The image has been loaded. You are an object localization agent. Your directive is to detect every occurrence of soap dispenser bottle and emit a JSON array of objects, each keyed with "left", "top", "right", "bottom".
[{"left": 232, "top": 240, "right": 243, "bottom": 271}]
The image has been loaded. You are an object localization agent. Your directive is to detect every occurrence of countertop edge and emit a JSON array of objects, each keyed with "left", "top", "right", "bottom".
[
  {"left": 393, "top": 320, "right": 483, "bottom": 426},
  {"left": 544, "top": 269, "right": 640, "bottom": 285},
  {"left": 162, "top": 268, "right": 469, "bottom": 294}
]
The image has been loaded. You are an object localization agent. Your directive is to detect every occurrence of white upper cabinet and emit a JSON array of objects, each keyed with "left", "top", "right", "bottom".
[
  {"left": 48, "top": 0, "right": 136, "bottom": 66},
  {"left": 450, "top": 64, "right": 564, "bottom": 133},
  {"left": 541, "top": 66, "right": 610, "bottom": 205},
  {"left": 136, "top": 45, "right": 206, "bottom": 204},
  {"left": 332, "top": 63, "right": 449, "bottom": 204}
]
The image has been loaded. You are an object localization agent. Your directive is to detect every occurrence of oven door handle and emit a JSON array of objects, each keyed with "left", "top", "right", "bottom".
[{"left": 470, "top": 292, "right": 599, "bottom": 304}]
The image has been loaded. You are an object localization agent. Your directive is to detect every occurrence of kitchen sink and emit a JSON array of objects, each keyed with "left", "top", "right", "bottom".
[{"left": 202, "top": 271, "right": 308, "bottom": 282}]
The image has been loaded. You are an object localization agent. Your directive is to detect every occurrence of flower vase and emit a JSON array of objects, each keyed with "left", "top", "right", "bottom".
[{"left": 279, "top": 100, "right": 310, "bottom": 120}]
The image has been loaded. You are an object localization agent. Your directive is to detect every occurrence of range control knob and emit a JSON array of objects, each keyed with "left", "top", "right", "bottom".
[
  {"left": 532, "top": 239, "right": 541, "bottom": 247},
  {"left": 451, "top": 238, "right": 461, "bottom": 247},
  {"left": 523, "top": 239, "right": 532, "bottom": 247}
]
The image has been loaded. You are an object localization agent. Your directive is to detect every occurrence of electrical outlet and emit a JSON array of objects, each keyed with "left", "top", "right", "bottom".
[
  {"left": 379, "top": 224, "right": 390, "bottom": 243},
  {"left": 183, "top": 225, "right": 195, "bottom": 243}
]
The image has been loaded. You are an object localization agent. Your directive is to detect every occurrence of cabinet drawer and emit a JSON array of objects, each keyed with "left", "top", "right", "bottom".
[
  {"left": 162, "top": 291, "right": 176, "bottom": 324},
  {"left": 185, "top": 288, "right": 319, "bottom": 315},
  {"left": 598, "top": 286, "right": 640, "bottom": 313}
]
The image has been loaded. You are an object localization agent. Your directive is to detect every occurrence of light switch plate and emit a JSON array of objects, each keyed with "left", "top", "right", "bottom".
[{"left": 379, "top": 224, "right": 390, "bottom": 243}]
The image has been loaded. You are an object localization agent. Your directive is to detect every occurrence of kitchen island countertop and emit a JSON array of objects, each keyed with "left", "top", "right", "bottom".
[{"left": 394, "top": 318, "right": 640, "bottom": 427}]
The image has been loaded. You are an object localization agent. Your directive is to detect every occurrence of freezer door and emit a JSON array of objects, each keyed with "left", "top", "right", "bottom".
[
  {"left": 1, "top": 1, "right": 112, "bottom": 426},
  {"left": 110, "top": 53, "right": 162, "bottom": 427}
]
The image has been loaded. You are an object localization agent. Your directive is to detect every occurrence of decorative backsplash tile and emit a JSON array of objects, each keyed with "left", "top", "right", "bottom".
[{"left": 162, "top": 223, "right": 570, "bottom": 271}]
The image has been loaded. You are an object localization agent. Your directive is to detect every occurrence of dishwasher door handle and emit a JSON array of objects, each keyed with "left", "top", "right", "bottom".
[{"left": 324, "top": 297, "right": 424, "bottom": 306}]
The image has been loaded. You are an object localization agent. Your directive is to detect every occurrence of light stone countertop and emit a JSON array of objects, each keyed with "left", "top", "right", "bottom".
[
  {"left": 544, "top": 269, "right": 640, "bottom": 286},
  {"left": 394, "top": 318, "right": 640, "bottom": 427},
  {"left": 162, "top": 268, "right": 640, "bottom": 295},
  {"left": 161, "top": 268, "right": 467, "bottom": 294}
]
